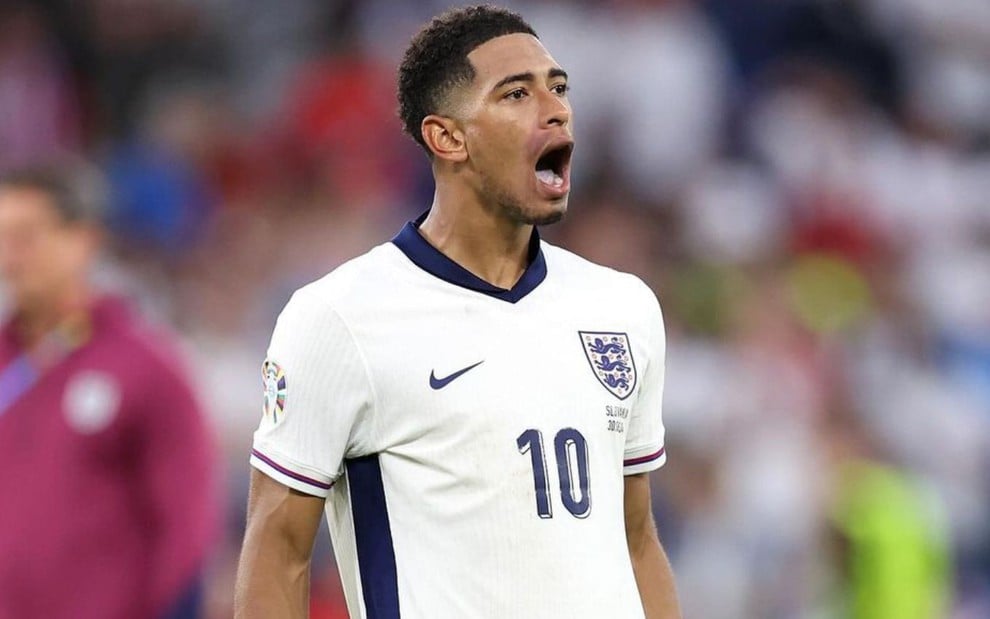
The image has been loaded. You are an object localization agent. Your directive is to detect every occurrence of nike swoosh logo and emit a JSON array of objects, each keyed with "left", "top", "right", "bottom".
[{"left": 430, "top": 361, "right": 485, "bottom": 390}]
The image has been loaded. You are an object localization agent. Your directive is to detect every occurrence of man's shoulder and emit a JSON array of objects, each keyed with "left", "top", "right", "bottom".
[
  {"left": 86, "top": 296, "right": 197, "bottom": 393},
  {"left": 542, "top": 242, "right": 659, "bottom": 309},
  {"left": 280, "top": 242, "right": 403, "bottom": 320}
]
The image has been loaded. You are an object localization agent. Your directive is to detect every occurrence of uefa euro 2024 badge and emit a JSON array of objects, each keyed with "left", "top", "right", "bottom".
[
  {"left": 262, "top": 360, "right": 287, "bottom": 424},
  {"left": 578, "top": 332, "right": 637, "bottom": 400}
]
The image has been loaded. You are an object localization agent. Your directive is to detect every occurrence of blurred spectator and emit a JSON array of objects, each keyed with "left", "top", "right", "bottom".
[
  {"left": 824, "top": 410, "right": 952, "bottom": 619},
  {"left": 0, "top": 3, "right": 80, "bottom": 171},
  {"left": 85, "top": 0, "right": 224, "bottom": 140},
  {"left": 0, "top": 163, "right": 217, "bottom": 618}
]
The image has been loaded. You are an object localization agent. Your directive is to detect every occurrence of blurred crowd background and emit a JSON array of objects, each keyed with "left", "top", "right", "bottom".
[{"left": 1, "top": 0, "right": 988, "bottom": 617}]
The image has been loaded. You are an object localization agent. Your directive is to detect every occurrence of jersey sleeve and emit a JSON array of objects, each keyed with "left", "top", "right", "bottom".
[
  {"left": 623, "top": 282, "right": 667, "bottom": 475},
  {"left": 250, "top": 288, "right": 375, "bottom": 497}
]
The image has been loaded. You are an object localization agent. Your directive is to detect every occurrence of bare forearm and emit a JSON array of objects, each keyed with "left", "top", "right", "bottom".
[
  {"left": 630, "top": 530, "right": 681, "bottom": 619},
  {"left": 235, "top": 472, "right": 325, "bottom": 619},
  {"left": 624, "top": 474, "right": 681, "bottom": 618},
  {"left": 235, "top": 530, "right": 311, "bottom": 618}
]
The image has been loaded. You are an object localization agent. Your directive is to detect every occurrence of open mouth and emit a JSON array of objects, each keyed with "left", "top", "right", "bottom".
[{"left": 535, "top": 142, "right": 573, "bottom": 189}]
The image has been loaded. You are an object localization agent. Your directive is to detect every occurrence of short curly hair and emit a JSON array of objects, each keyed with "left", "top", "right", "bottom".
[{"left": 397, "top": 5, "right": 537, "bottom": 153}]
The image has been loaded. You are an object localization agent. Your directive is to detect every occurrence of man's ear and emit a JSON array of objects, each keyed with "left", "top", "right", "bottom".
[{"left": 421, "top": 115, "right": 468, "bottom": 163}]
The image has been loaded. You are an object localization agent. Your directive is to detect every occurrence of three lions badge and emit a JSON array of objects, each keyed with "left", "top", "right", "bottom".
[{"left": 579, "top": 332, "right": 637, "bottom": 400}]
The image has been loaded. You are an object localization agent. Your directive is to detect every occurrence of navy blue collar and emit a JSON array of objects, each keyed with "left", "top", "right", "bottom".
[{"left": 391, "top": 211, "right": 547, "bottom": 303}]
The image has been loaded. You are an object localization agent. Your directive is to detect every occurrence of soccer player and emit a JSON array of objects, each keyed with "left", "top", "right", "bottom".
[
  {"left": 236, "top": 6, "right": 681, "bottom": 619},
  {"left": 0, "top": 164, "right": 217, "bottom": 618}
]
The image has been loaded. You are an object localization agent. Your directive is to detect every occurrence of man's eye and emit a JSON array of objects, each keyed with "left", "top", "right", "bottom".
[
  {"left": 553, "top": 84, "right": 570, "bottom": 95},
  {"left": 505, "top": 89, "right": 527, "bottom": 100}
]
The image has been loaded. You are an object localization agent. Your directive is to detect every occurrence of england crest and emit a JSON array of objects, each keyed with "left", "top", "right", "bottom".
[{"left": 578, "top": 331, "right": 637, "bottom": 400}]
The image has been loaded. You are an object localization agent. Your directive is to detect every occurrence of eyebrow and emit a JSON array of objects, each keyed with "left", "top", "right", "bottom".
[{"left": 492, "top": 68, "right": 569, "bottom": 92}]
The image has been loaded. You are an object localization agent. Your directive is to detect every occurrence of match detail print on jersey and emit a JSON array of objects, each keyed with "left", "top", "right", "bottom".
[
  {"left": 578, "top": 331, "right": 637, "bottom": 400},
  {"left": 429, "top": 360, "right": 484, "bottom": 390}
]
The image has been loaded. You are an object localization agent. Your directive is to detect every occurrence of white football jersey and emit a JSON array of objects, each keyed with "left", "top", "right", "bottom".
[{"left": 251, "top": 214, "right": 667, "bottom": 619}]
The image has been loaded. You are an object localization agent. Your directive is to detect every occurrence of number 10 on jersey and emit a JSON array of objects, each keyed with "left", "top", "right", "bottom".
[{"left": 517, "top": 428, "right": 591, "bottom": 519}]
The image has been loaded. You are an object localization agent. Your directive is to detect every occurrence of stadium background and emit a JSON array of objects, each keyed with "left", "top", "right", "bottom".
[{"left": 1, "top": 0, "right": 988, "bottom": 617}]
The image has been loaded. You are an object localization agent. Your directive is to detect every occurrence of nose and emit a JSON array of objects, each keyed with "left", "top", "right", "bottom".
[{"left": 541, "top": 89, "right": 570, "bottom": 129}]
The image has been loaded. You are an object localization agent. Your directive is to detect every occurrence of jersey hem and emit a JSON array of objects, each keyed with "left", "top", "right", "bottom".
[{"left": 250, "top": 448, "right": 334, "bottom": 497}]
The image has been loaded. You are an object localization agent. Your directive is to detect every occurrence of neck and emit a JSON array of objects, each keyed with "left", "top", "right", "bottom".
[
  {"left": 15, "top": 284, "right": 92, "bottom": 346},
  {"left": 419, "top": 182, "right": 533, "bottom": 290}
]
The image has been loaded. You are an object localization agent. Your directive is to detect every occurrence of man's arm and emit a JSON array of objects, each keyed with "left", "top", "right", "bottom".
[
  {"left": 235, "top": 469, "right": 327, "bottom": 619},
  {"left": 625, "top": 473, "right": 681, "bottom": 619},
  {"left": 136, "top": 361, "right": 218, "bottom": 617}
]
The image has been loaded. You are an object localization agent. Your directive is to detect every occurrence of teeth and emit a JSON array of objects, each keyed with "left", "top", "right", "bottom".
[{"left": 536, "top": 169, "right": 564, "bottom": 188}]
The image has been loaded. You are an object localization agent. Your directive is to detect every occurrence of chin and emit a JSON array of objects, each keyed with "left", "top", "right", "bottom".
[
  {"left": 529, "top": 206, "right": 566, "bottom": 226},
  {"left": 504, "top": 198, "right": 568, "bottom": 227},
  {"left": 531, "top": 198, "right": 568, "bottom": 226},
  {"left": 483, "top": 175, "right": 569, "bottom": 226}
]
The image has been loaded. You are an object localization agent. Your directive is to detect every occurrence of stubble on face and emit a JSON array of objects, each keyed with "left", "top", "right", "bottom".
[{"left": 476, "top": 168, "right": 565, "bottom": 226}]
